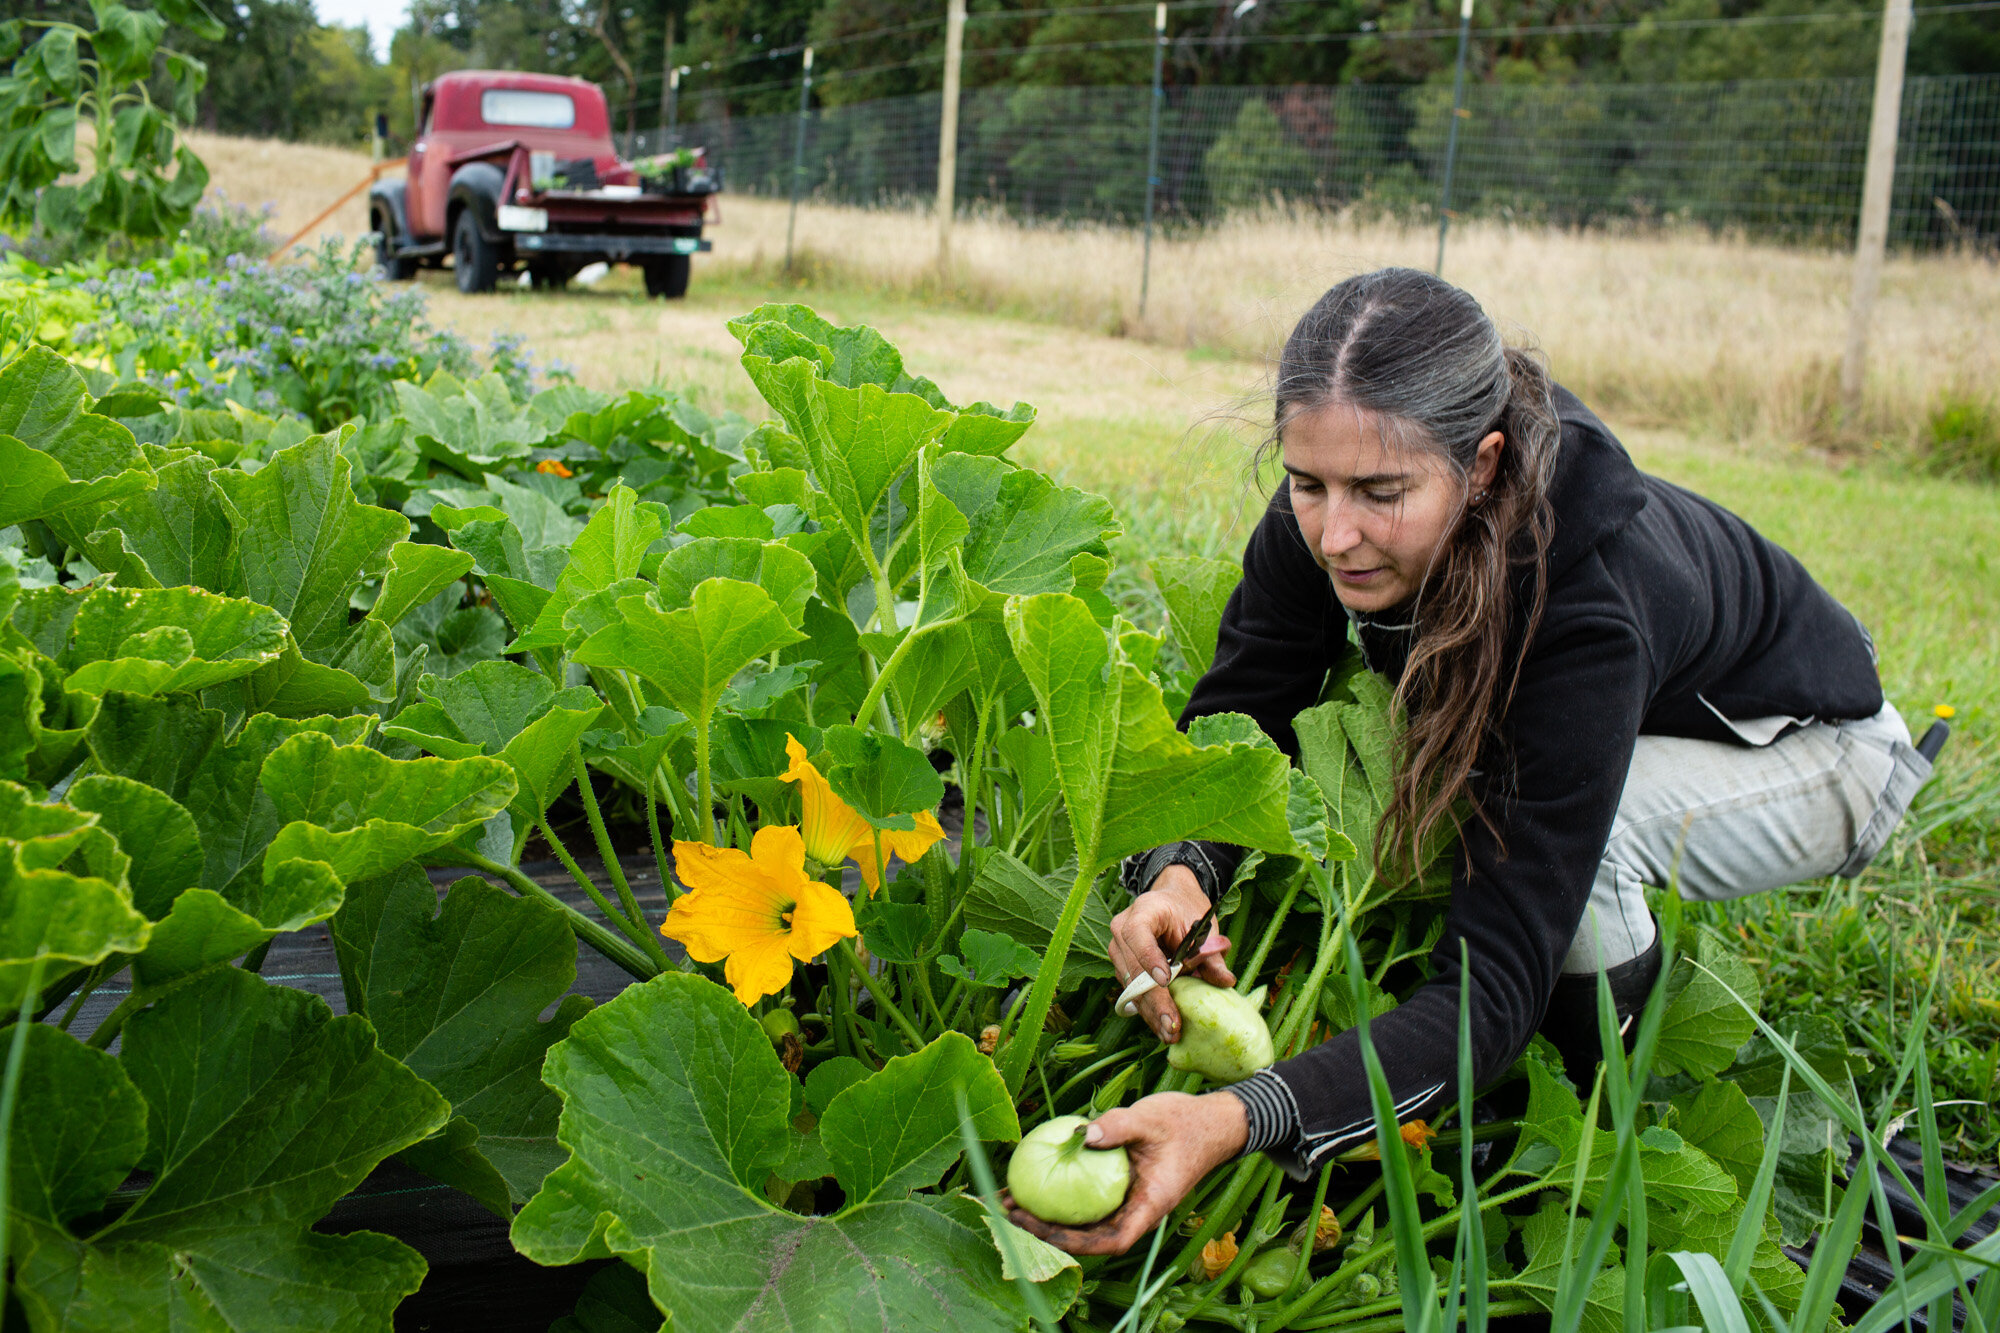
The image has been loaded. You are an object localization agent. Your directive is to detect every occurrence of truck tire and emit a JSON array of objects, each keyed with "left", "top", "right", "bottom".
[
  {"left": 372, "top": 208, "right": 418, "bottom": 281},
  {"left": 454, "top": 211, "right": 499, "bottom": 293},
  {"left": 642, "top": 254, "right": 690, "bottom": 299}
]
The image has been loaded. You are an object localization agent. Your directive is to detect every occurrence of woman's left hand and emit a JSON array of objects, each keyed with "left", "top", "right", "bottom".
[{"left": 1004, "top": 1091, "right": 1248, "bottom": 1255}]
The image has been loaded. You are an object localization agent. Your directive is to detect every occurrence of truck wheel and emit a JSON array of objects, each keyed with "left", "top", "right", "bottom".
[
  {"left": 642, "top": 255, "right": 690, "bottom": 299},
  {"left": 453, "top": 212, "right": 498, "bottom": 293},
  {"left": 372, "top": 210, "right": 417, "bottom": 281}
]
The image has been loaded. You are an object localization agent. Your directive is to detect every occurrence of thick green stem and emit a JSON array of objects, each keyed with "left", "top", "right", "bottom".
[
  {"left": 0, "top": 954, "right": 49, "bottom": 1309},
  {"left": 644, "top": 776, "right": 674, "bottom": 903},
  {"left": 1167, "top": 1156, "right": 1274, "bottom": 1283},
  {"left": 87, "top": 962, "right": 222, "bottom": 1051},
  {"left": 852, "top": 625, "right": 923, "bottom": 735},
  {"left": 1286, "top": 1161, "right": 1339, "bottom": 1301},
  {"left": 449, "top": 848, "right": 659, "bottom": 980},
  {"left": 997, "top": 859, "right": 1099, "bottom": 1095},
  {"left": 538, "top": 812, "right": 659, "bottom": 958},
  {"left": 837, "top": 939, "right": 925, "bottom": 1050},
  {"left": 1293, "top": 1298, "right": 1540, "bottom": 1331},
  {"left": 1274, "top": 864, "right": 1352, "bottom": 1058},
  {"left": 1176, "top": 1164, "right": 1290, "bottom": 1324},
  {"left": 1237, "top": 866, "right": 1309, "bottom": 993},
  {"left": 694, "top": 717, "right": 718, "bottom": 845},
  {"left": 572, "top": 750, "right": 672, "bottom": 968},
  {"left": 1270, "top": 1177, "right": 1551, "bottom": 1328}
]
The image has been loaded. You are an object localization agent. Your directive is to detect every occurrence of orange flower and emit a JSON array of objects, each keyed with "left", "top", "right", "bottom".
[
  {"left": 662, "top": 825, "right": 857, "bottom": 1005},
  {"left": 1200, "top": 1231, "right": 1239, "bottom": 1279},
  {"left": 1338, "top": 1118, "right": 1436, "bottom": 1162},
  {"left": 536, "top": 458, "right": 574, "bottom": 477},
  {"left": 781, "top": 734, "right": 945, "bottom": 894}
]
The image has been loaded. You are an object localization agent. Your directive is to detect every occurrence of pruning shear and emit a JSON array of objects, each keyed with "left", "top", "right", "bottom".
[{"left": 1114, "top": 903, "right": 1218, "bottom": 1018}]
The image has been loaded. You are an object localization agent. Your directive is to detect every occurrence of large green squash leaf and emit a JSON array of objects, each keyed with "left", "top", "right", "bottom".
[
  {"left": 931, "top": 455, "right": 1117, "bottom": 599},
  {"left": 395, "top": 371, "right": 549, "bottom": 479},
  {"left": 573, "top": 580, "right": 804, "bottom": 734},
  {"left": 379, "top": 660, "right": 603, "bottom": 821},
  {"left": 1653, "top": 931, "right": 1764, "bottom": 1080},
  {"left": 1150, "top": 554, "right": 1239, "bottom": 677},
  {"left": 333, "top": 865, "right": 593, "bottom": 1212},
  {"left": 0, "top": 347, "right": 156, "bottom": 536},
  {"left": 260, "top": 731, "right": 516, "bottom": 882},
  {"left": 48, "top": 584, "right": 286, "bottom": 697},
  {"left": 512, "top": 973, "right": 1071, "bottom": 1332},
  {"left": 210, "top": 432, "right": 408, "bottom": 664},
  {"left": 1004, "top": 593, "right": 1292, "bottom": 876},
  {"left": 736, "top": 353, "right": 954, "bottom": 564},
  {"left": 0, "top": 782, "right": 151, "bottom": 1007},
  {"left": 85, "top": 693, "right": 369, "bottom": 897},
  {"left": 7, "top": 969, "right": 447, "bottom": 1332},
  {"left": 511, "top": 486, "right": 665, "bottom": 653},
  {"left": 1499, "top": 1198, "right": 1626, "bottom": 1333},
  {"left": 83, "top": 451, "right": 238, "bottom": 591},
  {"left": 964, "top": 850, "right": 1114, "bottom": 988},
  {"left": 652, "top": 536, "right": 817, "bottom": 629},
  {"left": 367, "top": 539, "right": 475, "bottom": 628}
]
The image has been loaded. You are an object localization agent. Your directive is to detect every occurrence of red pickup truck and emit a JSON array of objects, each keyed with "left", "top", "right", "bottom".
[{"left": 370, "top": 70, "right": 719, "bottom": 297}]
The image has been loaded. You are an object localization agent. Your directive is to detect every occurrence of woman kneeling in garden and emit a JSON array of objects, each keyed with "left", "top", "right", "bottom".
[{"left": 1009, "top": 266, "right": 1934, "bottom": 1254}]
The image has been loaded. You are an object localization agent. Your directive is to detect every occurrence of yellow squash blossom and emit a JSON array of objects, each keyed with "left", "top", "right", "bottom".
[
  {"left": 535, "top": 457, "right": 574, "bottom": 478},
  {"left": 782, "top": 734, "right": 945, "bottom": 893},
  {"left": 661, "top": 825, "right": 856, "bottom": 1005}
]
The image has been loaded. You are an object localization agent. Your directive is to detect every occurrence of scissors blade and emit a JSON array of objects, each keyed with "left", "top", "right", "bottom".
[{"left": 1170, "top": 904, "right": 1218, "bottom": 970}]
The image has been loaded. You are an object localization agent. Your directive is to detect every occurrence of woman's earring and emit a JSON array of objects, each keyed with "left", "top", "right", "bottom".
[{"left": 1472, "top": 489, "right": 1489, "bottom": 505}]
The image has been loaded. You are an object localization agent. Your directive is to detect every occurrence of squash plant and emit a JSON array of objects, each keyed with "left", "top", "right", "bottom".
[
  {"left": 0, "top": 0, "right": 224, "bottom": 248},
  {"left": 0, "top": 302, "right": 1932, "bottom": 1332}
]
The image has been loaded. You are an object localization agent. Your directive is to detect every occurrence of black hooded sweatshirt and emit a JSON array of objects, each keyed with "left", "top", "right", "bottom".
[{"left": 1179, "top": 387, "right": 1883, "bottom": 1170}]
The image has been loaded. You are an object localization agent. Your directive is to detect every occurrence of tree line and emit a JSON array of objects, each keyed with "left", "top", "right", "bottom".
[{"left": 3, "top": 0, "right": 1995, "bottom": 146}]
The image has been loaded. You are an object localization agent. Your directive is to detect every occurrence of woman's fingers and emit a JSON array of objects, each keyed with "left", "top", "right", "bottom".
[
  {"left": 1015, "top": 1093, "right": 1247, "bottom": 1256},
  {"left": 1134, "top": 985, "right": 1181, "bottom": 1041}
]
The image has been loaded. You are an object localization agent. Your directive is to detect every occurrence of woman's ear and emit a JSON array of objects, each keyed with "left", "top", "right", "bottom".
[{"left": 1470, "top": 430, "right": 1505, "bottom": 493}]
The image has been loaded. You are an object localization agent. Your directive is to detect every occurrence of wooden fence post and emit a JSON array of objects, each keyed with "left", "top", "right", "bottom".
[
  {"left": 937, "top": 0, "right": 966, "bottom": 270},
  {"left": 1840, "top": 0, "right": 1914, "bottom": 423}
]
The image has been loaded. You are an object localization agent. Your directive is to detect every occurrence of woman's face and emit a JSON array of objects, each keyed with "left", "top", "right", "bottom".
[{"left": 1280, "top": 402, "right": 1503, "bottom": 613}]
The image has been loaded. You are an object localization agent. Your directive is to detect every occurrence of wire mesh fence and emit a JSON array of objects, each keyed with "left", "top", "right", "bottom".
[{"left": 625, "top": 74, "right": 2000, "bottom": 246}]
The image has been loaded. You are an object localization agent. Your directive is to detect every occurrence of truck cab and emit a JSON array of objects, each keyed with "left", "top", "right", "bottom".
[{"left": 372, "top": 70, "right": 720, "bottom": 297}]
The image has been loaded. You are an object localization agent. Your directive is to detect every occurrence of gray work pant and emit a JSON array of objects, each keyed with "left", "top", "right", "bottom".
[{"left": 1564, "top": 701, "right": 1933, "bottom": 975}]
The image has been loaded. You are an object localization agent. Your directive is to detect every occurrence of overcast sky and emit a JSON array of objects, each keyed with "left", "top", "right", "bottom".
[{"left": 316, "top": 0, "right": 410, "bottom": 58}]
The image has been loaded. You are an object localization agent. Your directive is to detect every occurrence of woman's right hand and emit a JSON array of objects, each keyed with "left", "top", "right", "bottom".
[{"left": 1107, "top": 865, "right": 1234, "bottom": 1044}]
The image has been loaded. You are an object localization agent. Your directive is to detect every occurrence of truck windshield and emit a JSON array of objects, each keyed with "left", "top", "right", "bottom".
[{"left": 480, "top": 89, "right": 577, "bottom": 129}]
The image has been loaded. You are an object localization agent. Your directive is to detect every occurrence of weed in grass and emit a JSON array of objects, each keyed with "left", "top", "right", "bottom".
[{"left": 1922, "top": 393, "right": 2000, "bottom": 483}]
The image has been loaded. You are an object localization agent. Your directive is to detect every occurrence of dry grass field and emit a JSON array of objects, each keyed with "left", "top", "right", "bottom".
[
  {"left": 716, "top": 195, "right": 2000, "bottom": 448},
  {"left": 194, "top": 130, "right": 1998, "bottom": 450}
]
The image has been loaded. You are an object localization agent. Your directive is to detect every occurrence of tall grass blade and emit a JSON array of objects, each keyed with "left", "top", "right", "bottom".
[
  {"left": 1687, "top": 956, "right": 1954, "bottom": 1232},
  {"left": 1851, "top": 1230, "right": 2000, "bottom": 1333},
  {"left": 1343, "top": 925, "right": 1443, "bottom": 1333},
  {"left": 1661, "top": 1249, "right": 1755, "bottom": 1333},
  {"left": 953, "top": 1087, "right": 1063, "bottom": 1333},
  {"left": 1725, "top": 1058, "right": 1792, "bottom": 1292},
  {"left": 1791, "top": 1149, "right": 1879, "bottom": 1333},
  {"left": 0, "top": 954, "right": 47, "bottom": 1333},
  {"left": 1913, "top": 997, "right": 1956, "bottom": 1333},
  {"left": 1456, "top": 939, "right": 1488, "bottom": 1333}
]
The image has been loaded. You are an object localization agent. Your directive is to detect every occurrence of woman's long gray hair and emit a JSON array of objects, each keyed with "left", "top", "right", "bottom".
[{"left": 1276, "top": 267, "right": 1561, "bottom": 873}]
